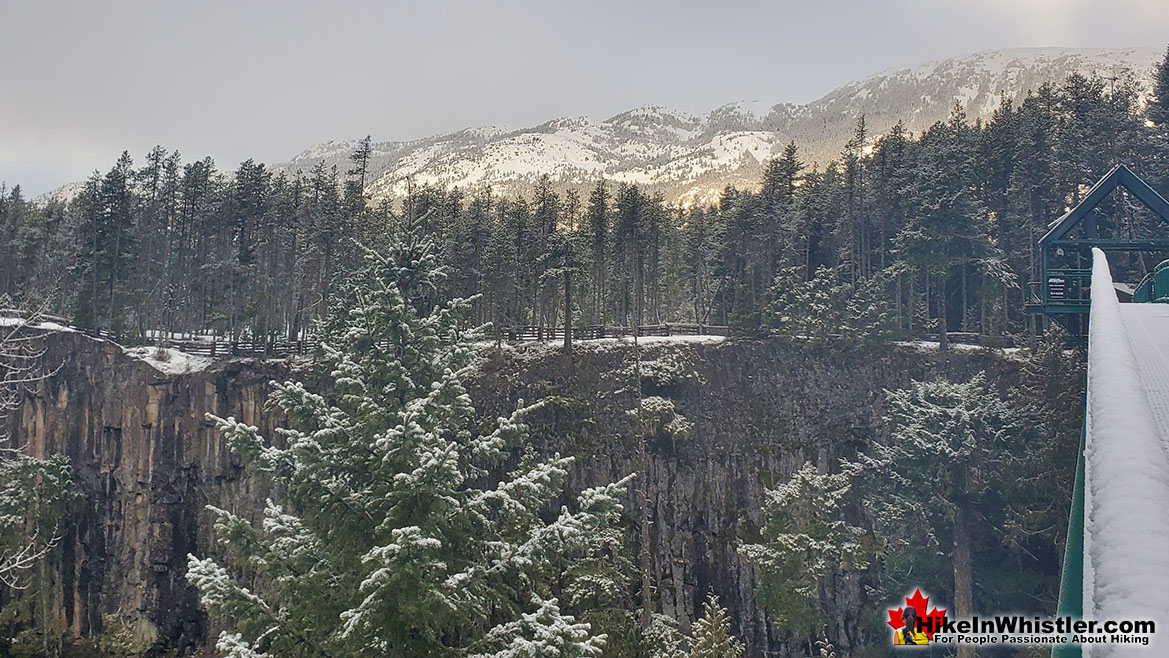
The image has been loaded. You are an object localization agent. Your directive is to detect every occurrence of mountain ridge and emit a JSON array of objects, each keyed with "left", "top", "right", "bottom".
[
  {"left": 275, "top": 46, "right": 1161, "bottom": 207},
  {"left": 38, "top": 47, "right": 1163, "bottom": 207}
]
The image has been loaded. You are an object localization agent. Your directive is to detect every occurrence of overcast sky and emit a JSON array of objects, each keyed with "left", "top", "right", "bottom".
[{"left": 2, "top": 0, "right": 1168, "bottom": 196}]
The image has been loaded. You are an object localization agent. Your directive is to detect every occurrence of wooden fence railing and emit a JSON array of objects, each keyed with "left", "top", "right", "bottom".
[
  {"left": 495, "top": 324, "right": 731, "bottom": 342},
  {"left": 130, "top": 327, "right": 1005, "bottom": 353},
  {"left": 161, "top": 339, "right": 314, "bottom": 359},
  {"left": 919, "top": 332, "right": 1016, "bottom": 348},
  {"left": 81, "top": 327, "right": 315, "bottom": 359},
  {"left": 71, "top": 323, "right": 730, "bottom": 359},
  {"left": 8, "top": 311, "right": 1015, "bottom": 358}
]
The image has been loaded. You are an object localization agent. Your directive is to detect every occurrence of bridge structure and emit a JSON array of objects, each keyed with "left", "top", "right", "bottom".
[
  {"left": 1021, "top": 166, "right": 1169, "bottom": 656},
  {"left": 1054, "top": 253, "right": 1169, "bottom": 656},
  {"left": 1026, "top": 164, "right": 1169, "bottom": 341}
]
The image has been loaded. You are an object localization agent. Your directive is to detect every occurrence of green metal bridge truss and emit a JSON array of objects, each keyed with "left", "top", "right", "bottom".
[{"left": 1026, "top": 164, "right": 1169, "bottom": 341}]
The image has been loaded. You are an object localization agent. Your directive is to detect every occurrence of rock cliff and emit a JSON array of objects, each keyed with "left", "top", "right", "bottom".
[{"left": 3, "top": 329, "right": 1021, "bottom": 656}]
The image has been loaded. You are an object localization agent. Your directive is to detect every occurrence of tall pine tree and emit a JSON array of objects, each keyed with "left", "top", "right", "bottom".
[{"left": 187, "top": 215, "right": 631, "bottom": 657}]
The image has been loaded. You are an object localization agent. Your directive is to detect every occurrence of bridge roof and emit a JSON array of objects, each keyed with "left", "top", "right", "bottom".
[{"left": 1040, "top": 164, "right": 1169, "bottom": 246}]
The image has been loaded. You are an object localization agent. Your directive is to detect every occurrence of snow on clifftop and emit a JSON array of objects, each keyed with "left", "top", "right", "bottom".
[
  {"left": 123, "top": 346, "right": 213, "bottom": 376},
  {"left": 0, "top": 316, "right": 76, "bottom": 332}
]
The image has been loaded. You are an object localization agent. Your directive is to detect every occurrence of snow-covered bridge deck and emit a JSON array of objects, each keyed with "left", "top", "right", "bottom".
[
  {"left": 1120, "top": 303, "right": 1169, "bottom": 445},
  {"left": 1077, "top": 248, "right": 1169, "bottom": 656}
]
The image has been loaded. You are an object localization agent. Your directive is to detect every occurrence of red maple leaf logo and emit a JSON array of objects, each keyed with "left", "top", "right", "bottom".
[
  {"left": 887, "top": 606, "right": 906, "bottom": 629},
  {"left": 887, "top": 588, "right": 947, "bottom": 640}
]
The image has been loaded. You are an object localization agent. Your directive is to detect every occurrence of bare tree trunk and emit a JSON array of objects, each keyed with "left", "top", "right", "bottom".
[
  {"left": 953, "top": 463, "right": 975, "bottom": 658},
  {"left": 938, "top": 271, "right": 950, "bottom": 352},
  {"left": 634, "top": 294, "right": 652, "bottom": 629},
  {"left": 40, "top": 556, "right": 50, "bottom": 657},
  {"left": 908, "top": 271, "right": 915, "bottom": 335},
  {"left": 635, "top": 251, "right": 645, "bottom": 328},
  {"left": 896, "top": 271, "right": 903, "bottom": 332},
  {"left": 960, "top": 264, "right": 968, "bottom": 332},
  {"left": 1027, "top": 224, "right": 1037, "bottom": 343},
  {"left": 1003, "top": 283, "right": 1009, "bottom": 339},
  {"left": 563, "top": 270, "right": 572, "bottom": 353}
]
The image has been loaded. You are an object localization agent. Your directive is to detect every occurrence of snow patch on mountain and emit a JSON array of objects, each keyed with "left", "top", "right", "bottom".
[
  {"left": 34, "top": 180, "right": 88, "bottom": 205},
  {"left": 330, "top": 47, "right": 1159, "bottom": 207},
  {"left": 35, "top": 47, "right": 1162, "bottom": 208}
]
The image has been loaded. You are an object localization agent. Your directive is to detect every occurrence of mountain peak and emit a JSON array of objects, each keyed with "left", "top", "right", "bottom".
[
  {"left": 257, "top": 47, "right": 1161, "bottom": 207},
  {"left": 877, "top": 46, "right": 1160, "bottom": 81},
  {"left": 45, "top": 47, "right": 1159, "bottom": 209},
  {"left": 710, "top": 100, "right": 775, "bottom": 120}
]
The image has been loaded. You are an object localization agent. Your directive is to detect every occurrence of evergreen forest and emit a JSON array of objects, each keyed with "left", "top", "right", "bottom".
[{"left": 2, "top": 52, "right": 1169, "bottom": 350}]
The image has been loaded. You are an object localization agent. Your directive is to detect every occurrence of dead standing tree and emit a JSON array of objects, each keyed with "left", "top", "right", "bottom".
[{"left": 0, "top": 306, "right": 78, "bottom": 593}]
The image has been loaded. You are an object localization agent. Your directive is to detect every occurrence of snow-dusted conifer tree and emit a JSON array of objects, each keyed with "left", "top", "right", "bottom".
[
  {"left": 0, "top": 452, "right": 76, "bottom": 591},
  {"left": 765, "top": 262, "right": 897, "bottom": 348},
  {"left": 851, "top": 374, "right": 1038, "bottom": 658},
  {"left": 643, "top": 596, "right": 742, "bottom": 658},
  {"left": 739, "top": 462, "right": 864, "bottom": 637},
  {"left": 644, "top": 614, "right": 686, "bottom": 658},
  {"left": 187, "top": 214, "right": 630, "bottom": 657},
  {"left": 687, "top": 595, "right": 743, "bottom": 658}
]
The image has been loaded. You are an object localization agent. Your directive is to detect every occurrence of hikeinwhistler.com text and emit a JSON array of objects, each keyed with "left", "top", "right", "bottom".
[{"left": 923, "top": 615, "right": 1155, "bottom": 647}]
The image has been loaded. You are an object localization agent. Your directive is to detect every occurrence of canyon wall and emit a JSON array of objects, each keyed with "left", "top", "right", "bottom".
[{"left": 3, "top": 330, "right": 1021, "bottom": 656}]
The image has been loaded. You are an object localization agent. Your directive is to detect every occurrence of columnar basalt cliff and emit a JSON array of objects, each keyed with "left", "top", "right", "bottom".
[
  {"left": 3, "top": 329, "right": 291, "bottom": 655},
  {"left": 3, "top": 329, "right": 1021, "bottom": 656}
]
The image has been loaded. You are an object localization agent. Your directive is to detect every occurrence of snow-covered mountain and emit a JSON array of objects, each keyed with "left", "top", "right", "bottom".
[
  {"left": 40, "top": 47, "right": 1164, "bottom": 208},
  {"left": 790, "top": 47, "right": 1161, "bottom": 157},
  {"left": 276, "top": 47, "right": 1161, "bottom": 208}
]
